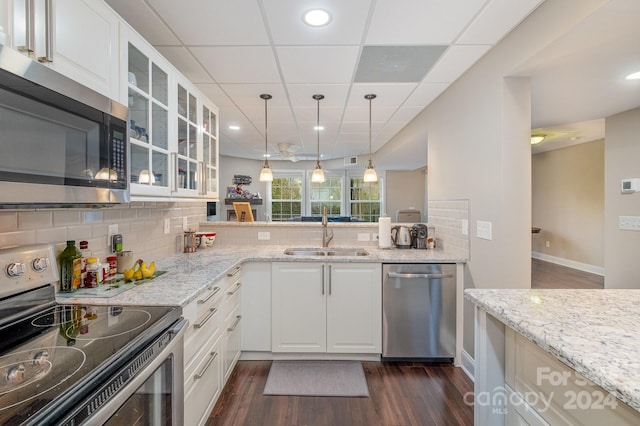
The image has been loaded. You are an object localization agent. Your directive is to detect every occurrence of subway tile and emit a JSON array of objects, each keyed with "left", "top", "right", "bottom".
[
  {"left": 0, "top": 230, "right": 36, "bottom": 249},
  {"left": 53, "top": 210, "right": 81, "bottom": 226},
  {"left": 18, "top": 211, "right": 52, "bottom": 230},
  {"left": 0, "top": 213, "right": 18, "bottom": 232},
  {"left": 103, "top": 209, "right": 122, "bottom": 221},
  {"left": 66, "top": 225, "right": 93, "bottom": 242},
  {"left": 82, "top": 211, "right": 103, "bottom": 223},
  {"left": 36, "top": 227, "right": 67, "bottom": 244}
]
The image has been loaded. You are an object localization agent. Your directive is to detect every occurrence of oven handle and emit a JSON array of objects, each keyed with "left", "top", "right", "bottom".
[{"left": 73, "top": 318, "right": 187, "bottom": 425}]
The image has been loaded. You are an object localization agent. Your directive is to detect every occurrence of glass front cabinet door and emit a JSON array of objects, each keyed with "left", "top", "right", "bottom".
[
  {"left": 201, "top": 101, "right": 219, "bottom": 199},
  {"left": 125, "top": 34, "right": 172, "bottom": 198}
]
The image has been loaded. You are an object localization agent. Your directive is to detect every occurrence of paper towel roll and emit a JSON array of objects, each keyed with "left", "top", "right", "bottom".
[{"left": 378, "top": 217, "right": 391, "bottom": 248}]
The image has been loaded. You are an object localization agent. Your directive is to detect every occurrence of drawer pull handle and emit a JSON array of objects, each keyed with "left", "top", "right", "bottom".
[
  {"left": 198, "top": 286, "right": 220, "bottom": 304},
  {"left": 387, "top": 272, "right": 454, "bottom": 279},
  {"left": 227, "top": 315, "right": 242, "bottom": 332},
  {"left": 227, "top": 282, "right": 242, "bottom": 295},
  {"left": 194, "top": 352, "right": 218, "bottom": 380},
  {"left": 227, "top": 266, "right": 241, "bottom": 277},
  {"left": 193, "top": 308, "right": 217, "bottom": 329}
]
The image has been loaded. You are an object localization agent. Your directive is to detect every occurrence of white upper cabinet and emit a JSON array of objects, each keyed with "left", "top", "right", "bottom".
[
  {"left": 122, "top": 25, "right": 173, "bottom": 198},
  {"left": 7, "top": 0, "right": 119, "bottom": 99},
  {"left": 201, "top": 100, "right": 219, "bottom": 200}
]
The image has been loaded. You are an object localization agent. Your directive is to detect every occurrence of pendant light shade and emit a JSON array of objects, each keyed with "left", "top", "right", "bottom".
[
  {"left": 311, "top": 94, "right": 325, "bottom": 183},
  {"left": 259, "top": 94, "right": 273, "bottom": 182},
  {"left": 363, "top": 94, "right": 378, "bottom": 183}
]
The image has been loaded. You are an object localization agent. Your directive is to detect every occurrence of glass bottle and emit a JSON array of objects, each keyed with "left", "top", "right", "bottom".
[
  {"left": 78, "top": 240, "right": 92, "bottom": 288},
  {"left": 59, "top": 241, "right": 82, "bottom": 292}
]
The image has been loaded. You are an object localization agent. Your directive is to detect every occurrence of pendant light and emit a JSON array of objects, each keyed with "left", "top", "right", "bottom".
[
  {"left": 363, "top": 94, "right": 378, "bottom": 182},
  {"left": 311, "top": 94, "right": 325, "bottom": 183},
  {"left": 259, "top": 94, "right": 273, "bottom": 182}
]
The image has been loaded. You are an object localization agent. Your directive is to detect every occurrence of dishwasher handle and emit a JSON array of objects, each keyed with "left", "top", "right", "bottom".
[{"left": 387, "top": 272, "right": 454, "bottom": 279}]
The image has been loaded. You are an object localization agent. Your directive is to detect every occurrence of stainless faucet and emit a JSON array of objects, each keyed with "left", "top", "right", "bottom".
[{"left": 322, "top": 206, "right": 333, "bottom": 247}]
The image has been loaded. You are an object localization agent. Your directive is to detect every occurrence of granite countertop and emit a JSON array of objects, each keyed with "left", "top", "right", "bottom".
[
  {"left": 465, "top": 288, "right": 640, "bottom": 412},
  {"left": 57, "top": 245, "right": 465, "bottom": 308}
]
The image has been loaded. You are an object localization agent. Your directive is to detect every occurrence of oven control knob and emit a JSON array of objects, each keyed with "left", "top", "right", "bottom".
[
  {"left": 31, "top": 257, "right": 50, "bottom": 272},
  {"left": 6, "top": 262, "right": 26, "bottom": 278},
  {"left": 6, "top": 364, "right": 26, "bottom": 383}
]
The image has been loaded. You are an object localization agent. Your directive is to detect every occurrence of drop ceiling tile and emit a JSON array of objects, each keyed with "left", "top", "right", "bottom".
[
  {"left": 155, "top": 46, "right": 213, "bottom": 84},
  {"left": 191, "top": 47, "right": 281, "bottom": 84},
  {"left": 195, "top": 84, "right": 234, "bottom": 106},
  {"left": 241, "top": 106, "right": 296, "bottom": 125},
  {"left": 286, "top": 84, "right": 350, "bottom": 108},
  {"left": 366, "top": 0, "right": 486, "bottom": 44},
  {"left": 220, "top": 84, "right": 289, "bottom": 107},
  {"left": 354, "top": 46, "right": 447, "bottom": 83},
  {"left": 391, "top": 106, "right": 425, "bottom": 122},
  {"left": 146, "top": 0, "right": 269, "bottom": 45},
  {"left": 339, "top": 123, "right": 385, "bottom": 133},
  {"left": 293, "top": 107, "right": 346, "bottom": 124},
  {"left": 423, "top": 45, "right": 492, "bottom": 83},
  {"left": 276, "top": 46, "right": 360, "bottom": 84},
  {"left": 105, "top": 0, "right": 181, "bottom": 45},
  {"left": 262, "top": 0, "right": 371, "bottom": 45},
  {"left": 458, "top": 0, "right": 544, "bottom": 45},
  {"left": 342, "top": 105, "right": 398, "bottom": 122},
  {"left": 403, "top": 83, "right": 450, "bottom": 107},
  {"left": 348, "top": 83, "right": 417, "bottom": 106}
]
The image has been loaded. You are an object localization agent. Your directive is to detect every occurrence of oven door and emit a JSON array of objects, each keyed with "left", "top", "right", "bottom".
[{"left": 59, "top": 318, "right": 187, "bottom": 426}]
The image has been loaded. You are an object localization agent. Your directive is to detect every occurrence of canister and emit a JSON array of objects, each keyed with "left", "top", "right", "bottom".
[{"left": 116, "top": 251, "right": 134, "bottom": 273}]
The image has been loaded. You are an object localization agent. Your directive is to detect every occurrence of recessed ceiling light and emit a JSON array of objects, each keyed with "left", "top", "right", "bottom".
[
  {"left": 314, "top": 125, "right": 324, "bottom": 131},
  {"left": 228, "top": 125, "right": 240, "bottom": 130},
  {"left": 625, "top": 71, "right": 640, "bottom": 80},
  {"left": 303, "top": 9, "right": 331, "bottom": 27}
]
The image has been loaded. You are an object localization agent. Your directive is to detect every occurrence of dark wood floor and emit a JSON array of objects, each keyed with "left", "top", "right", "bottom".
[
  {"left": 207, "top": 361, "right": 473, "bottom": 426},
  {"left": 531, "top": 258, "right": 604, "bottom": 289}
]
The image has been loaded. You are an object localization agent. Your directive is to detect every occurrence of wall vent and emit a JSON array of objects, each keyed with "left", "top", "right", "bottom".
[{"left": 344, "top": 156, "right": 358, "bottom": 166}]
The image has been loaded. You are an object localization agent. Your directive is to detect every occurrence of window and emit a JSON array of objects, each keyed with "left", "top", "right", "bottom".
[
  {"left": 267, "top": 170, "right": 384, "bottom": 222},
  {"left": 349, "top": 177, "right": 381, "bottom": 222},
  {"left": 270, "top": 175, "right": 302, "bottom": 221},
  {"left": 309, "top": 176, "right": 342, "bottom": 216}
]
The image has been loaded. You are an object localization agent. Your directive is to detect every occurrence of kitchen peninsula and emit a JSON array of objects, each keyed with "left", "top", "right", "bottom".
[{"left": 465, "top": 288, "right": 640, "bottom": 425}]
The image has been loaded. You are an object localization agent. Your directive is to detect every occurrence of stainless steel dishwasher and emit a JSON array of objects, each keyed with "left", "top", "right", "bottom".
[{"left": 382, "top": 263, "right": 456, "bottom": 361}]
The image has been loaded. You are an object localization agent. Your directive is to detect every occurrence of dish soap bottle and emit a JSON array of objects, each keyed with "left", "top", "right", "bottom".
[{"left": 59, "top": 240, "right": 82, "bottom": 292}]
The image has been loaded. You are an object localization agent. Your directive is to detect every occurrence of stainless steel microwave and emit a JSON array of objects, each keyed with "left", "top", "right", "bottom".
[{"left": 0, "top": 45, "right": 129, "bottom": 207}]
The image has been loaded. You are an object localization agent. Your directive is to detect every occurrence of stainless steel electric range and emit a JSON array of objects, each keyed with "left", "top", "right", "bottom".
[{"left": 0, "top": 245, "right": 186, "bottom": 425}]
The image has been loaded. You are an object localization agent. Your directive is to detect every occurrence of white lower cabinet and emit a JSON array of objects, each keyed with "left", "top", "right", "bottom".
[
  {"left": 182, "top": 265, "right": 242, "bottom": 425},
  {"left": 505, "top": 327, "right": 640, "bottom": 425},
  {"left": 241, "top": 262, "right": 272, "bottom": 352},
  {"left": 271, "top": 262, "right": 381, "bottom": 354}
]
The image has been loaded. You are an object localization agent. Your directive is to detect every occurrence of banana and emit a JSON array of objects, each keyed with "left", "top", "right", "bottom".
[
  {"left": 148, "top": 261, "right": 156, "bottom": 275},
  {"left": 123, "top": 259, "right": 144, "bottom": 282},
  {"left": 123, "top": 268, "right": 134, "bottom": 281},
  {"left": 141, "top": 261, "right": 154, "bottom": 278}
]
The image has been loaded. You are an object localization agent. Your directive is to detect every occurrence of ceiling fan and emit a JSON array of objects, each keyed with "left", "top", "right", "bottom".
[{"left": 269, "top": 143, "right": 300, "bottom": 162}]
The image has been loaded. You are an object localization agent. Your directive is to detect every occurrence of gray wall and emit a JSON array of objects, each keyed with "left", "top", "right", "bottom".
[
  {"left": 604, "top": 107, "right": 640, "bottom": 288},
  {"left": 532, "top": 140, "right": 604, "bottom": 271}
]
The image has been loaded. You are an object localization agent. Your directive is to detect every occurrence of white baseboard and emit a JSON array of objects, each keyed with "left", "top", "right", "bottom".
[
  {"left": 532, "top": 251, "right": 604, "bottom": 276},
  {"left": 460, "top": 349, "right": 474, "bottom": 382}
]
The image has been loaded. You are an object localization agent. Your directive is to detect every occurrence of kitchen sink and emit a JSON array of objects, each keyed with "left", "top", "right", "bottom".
[
  {"left": 283, "top": 248, "right": 369, "bottom": 257},
  {"left": 283, "top": 248, "right": 327, "bottom": 256},
  {"left": 326, "top": 248, "right": 369, "bottom": 256}
]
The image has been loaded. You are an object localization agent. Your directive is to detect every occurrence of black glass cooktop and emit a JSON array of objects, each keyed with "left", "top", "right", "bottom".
[{"left": 0, "top": 301, "right": 180, "bottom": 425}]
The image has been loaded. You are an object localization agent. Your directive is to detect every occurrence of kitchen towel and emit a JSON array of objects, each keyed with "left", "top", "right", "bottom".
[
  {"left": 263, "top": 360, "right": 369, "bottom": 397},
  {"left": 378, "top": 217, "right": 391, "bottom": 248}
]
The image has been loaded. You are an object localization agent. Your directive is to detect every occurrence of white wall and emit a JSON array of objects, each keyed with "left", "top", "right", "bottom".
[
  {"left": 385, "top": 168, "right": 426, "bottom": 221},
  {"left": 604, "top": 107, "right": 640, "bottom": 288}
]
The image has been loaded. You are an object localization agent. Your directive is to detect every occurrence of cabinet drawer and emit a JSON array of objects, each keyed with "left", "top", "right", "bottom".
[
  {"left": 184, "top": 334, "right": 222, "bottom": 426},
  {"left": 223, "top": 280, "right": 242, "bottom": 325},
  {"left": 223, "top": 304, "right": 242, "bottom": 382},
  {"left": 183, "top": 299, "right": 222, "bottom": 367}
]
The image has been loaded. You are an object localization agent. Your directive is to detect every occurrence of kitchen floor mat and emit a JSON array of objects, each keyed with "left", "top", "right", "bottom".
[{"left": 263, "top": 360, "right": 369, "bottom": 397}]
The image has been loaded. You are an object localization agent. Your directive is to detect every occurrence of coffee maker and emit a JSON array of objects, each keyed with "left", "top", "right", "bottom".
[{"left": 411, "top": 224, "right": 429, "bottom": 249}]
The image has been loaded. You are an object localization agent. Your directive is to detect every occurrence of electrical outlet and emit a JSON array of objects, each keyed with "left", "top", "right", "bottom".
[
  {"left": 107, "top": 224, "right": 118, "bottom": 247},
  {"left": 258, "top": 231, "right": 270, "bottom": 240},
  {"left": 357, "top": 232, "right": 370, "bottom": 242},
  {"left": 545, "top": 240, "right": 551, "bottom": 248},
  {"left": 164, "top": 218, "right": 171, "bottom": 235},
  {"left": 182, "top": 217, "right": 188, "bottom": 231},
  {"left": 476, "top": 221, "right": 492, "bottom": 240}
]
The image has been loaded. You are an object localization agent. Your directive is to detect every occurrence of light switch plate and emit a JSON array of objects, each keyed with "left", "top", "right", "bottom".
[
  {"left": 164, "top": 218, "right": 171, "bottom": 235},
  {"left": 182, "top": 217, "right": 188, "bottom": 231},
  {"left": 477, "top": 220, "right": 492, "bottom": 240},
  {"left": 619, "top": 216, "right": 640, "bottom": 231},
  {"left": 461, "top": 219, "right": 469, "bottom": 236},
  {"left": 258, "top": 231, "right": 270, "bottom": 240}
]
